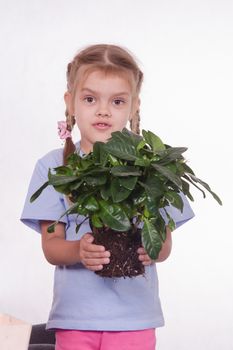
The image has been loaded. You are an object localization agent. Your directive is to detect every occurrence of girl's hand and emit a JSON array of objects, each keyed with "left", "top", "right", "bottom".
[
  {"left": 79, "top": 233, "right": 111, "bottom": 271},
  {"left": 137, "top": 247, "right": 154, "bottom": 266}
]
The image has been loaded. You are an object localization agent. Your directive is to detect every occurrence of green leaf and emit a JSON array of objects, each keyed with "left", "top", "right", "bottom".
[
  {"left": 79, "top": 158, "right": 94, "bottom": 170},
  {"left": 107, "top": 154, "right": 120, "bottom": 166},
  {"left": 119, "top": 176, "right": 138, "bottom": 190},
  {"left": 132, "top": 191, "right": 147, "bottom": 205},
  {"left": 186, "top": 173, "right": 222, "bottom": 205},
  {"left": 122, "top": 128, "right": 143, "bottom": 147},
  {"left": 111, "top": 128, "right": 142, "bottom": 148},
  {"left": 144, "top": 196, "right": 160, "bottom": 217},
  {"left": 111, "top": 178, "right": 132, "bottom": 203},
  {"left": 162, "top": 208, "right": 176, "bottom": 232},
  {"left": 141, "top": 218, "right": 163, "bottom": 259},
  {"left": 85, "top": 175, "right": 107, "bottom": 186},
  {"left": 100, "top": 186, "right": 111, "bottom": 200},
  {"left": 82, "top": 167, "right": 109, "bottom": 176},
  {"left": 121, "top": 202, "right": 134, "bottom": 218},
  {"left": 54, "top": 184, "right": 72, "bottom": 195},
  {"left": 151, "top": 163, "right": 182, "bottom": 188},
  {"left": 158, "top": 147, "right": 187, "bottom": 164},
  {"left": 75, "top": 217, "right": 89, "bottom": 234},
  {"left": 110, "top": 129, "right": 131, "bottom": 144},
  {"left": 165, "top": 191, "right": 184, "bottom": 212},
  {"left": 134, "top": 157, "right": 151, "bottom": 167},
  {"left": 76, "top": 206, "right": 88, "bottom": 216},
  {"left": 91, "top": 213, "right": 103, "bottom": 228},
  {"left": 75, "top": 222, "right": 82, "bottom": 234},
  {"left": 150, "top": 215, "right": 167, "bottom": 241},
  {"left": 142, "top": 130, "right": 166, "bottom": 153},
  {"left": 137, "top": 139, "right": 146, "bottom": 151},
  {"left": 48, "top": 172, "right": 79, "bottom": 186},
  {"left": 64, "top": 202, "right": 80, "bottom": 215},
  {"left": 75, "top": 192, "right": 95, "bottom": 206},
  {"left": 84, "top": 197, "right": 99, "bottom": 211},
  {"left": 47, "top": 221, "right": 57, "bottom": 233},
  {"left": 181, "top": 179, "right": 194, "bottom": 201},
  {"left": 168, "top": 218, "right": 176, "bottom": 232},
  {"left": 98, "top": 200, "right": 131, "bottom": 231},
  {"left": 67, "top": 153, "right": 82, "bottom": 168},
  {"left": 182, "top": 162, "right": 196, "bottom": 175},
  {"left": 30, "top": 181, "right": 49, "bottom": 202},
  {"left": 183, "top": 174, "right": 207, "bottom": 198},
  {"left": 139, "top": 174, "right": 165, "bottom": 198},
  {"left": 54, "top": 166, "right": 74, "bottom": 176},
  {"left": 93, "top": 141, "right": 108, "bottom": 165},
  {"left": 69, "top": 180, "right": 84, "bottom": 191},
  {"left": 111, "top": 165, "right": 141, "bottom": 177},
  {"left": 104, "top": 139, "right": 138, "bottom": 161}
]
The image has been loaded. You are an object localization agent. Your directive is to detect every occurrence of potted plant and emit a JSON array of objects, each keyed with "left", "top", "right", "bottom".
[{"left": 31, "top": 128, "right": 222, "bottom": 278}]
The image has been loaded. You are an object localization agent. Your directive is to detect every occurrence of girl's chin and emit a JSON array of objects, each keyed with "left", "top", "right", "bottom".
[
  {"left": 82, "top": 131, "right": 115, "bottom": 153},
  {"left": 94, "top": 130, "right": 113, "bottom": 142}
]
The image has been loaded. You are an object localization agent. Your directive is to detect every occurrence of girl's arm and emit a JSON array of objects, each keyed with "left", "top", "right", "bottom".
[
  {"left": 138, "top": 226, "right": 172, "bottom": 265},
  {"left": 40, "top": 220, "right": 110, "bottom": 270}
]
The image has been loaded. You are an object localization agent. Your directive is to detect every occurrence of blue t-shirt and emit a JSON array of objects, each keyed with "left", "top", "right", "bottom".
[{"left": 20, "top": 144, "right": 195, "bottom": 331}]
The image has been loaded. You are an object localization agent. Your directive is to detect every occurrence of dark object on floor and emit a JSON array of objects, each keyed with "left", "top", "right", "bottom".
[{"left": 28, "top": 324, "right": 55, "bottom": 350}]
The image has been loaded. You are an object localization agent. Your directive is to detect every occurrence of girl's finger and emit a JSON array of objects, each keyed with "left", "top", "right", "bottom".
[
  {"left": 142, "top": 260, "right": 153, "bottom": 266},
  {"left": 84, "top": 251, "right": 111, "bottom": 259},
  {"left": 85, "top": 244, "right": 107, "bottom": 252},
  {"left": 137, "top": 247, "right": 146, "bottom": 254},
  {"left": 83, "top": 233, "right": 94, "bottom": 242},
  {"left": 85, "top": 264, "right": 104, "bottom": 272},
  {"left": 84, "top": 257, "right": 110, "bottom": 267},
  {"left": 138, "top": 253, "right": 150, "bottom": 261},
  {"left": 81, "top": 239, "right": 106, "bottom": 253}
]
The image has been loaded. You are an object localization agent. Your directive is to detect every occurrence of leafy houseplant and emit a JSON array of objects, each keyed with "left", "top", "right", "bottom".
[{"left": 31, "top": 129, "right": 222, "bottom": 278}]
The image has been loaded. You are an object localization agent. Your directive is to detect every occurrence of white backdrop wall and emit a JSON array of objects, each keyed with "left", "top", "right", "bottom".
[{"left": 0, "top": 1, "right": 232, "bottom": 349}]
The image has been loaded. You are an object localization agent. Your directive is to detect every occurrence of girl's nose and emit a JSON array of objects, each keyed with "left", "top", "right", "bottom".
[
  {"left": 95, "top": 100, "right": 112, "bottom": 118},
  {"left": 95, "top": 111, "right": 112, "bottom": 118}
]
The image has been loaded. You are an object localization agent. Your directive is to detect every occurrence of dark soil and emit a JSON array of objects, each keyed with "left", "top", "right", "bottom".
[{"left": 92, "top": 228, "right": 145, "bottom": 278}]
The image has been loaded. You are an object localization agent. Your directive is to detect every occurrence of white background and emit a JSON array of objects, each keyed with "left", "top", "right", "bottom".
[{"left": 0, "top": 0, "right": 232, "bottom": 349}]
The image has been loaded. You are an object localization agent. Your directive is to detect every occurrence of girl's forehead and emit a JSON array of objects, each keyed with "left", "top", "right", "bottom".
[
  {"left": 83, "top": 71, "right": 131, "bottom": 90},
  {"left": 75, "top": 66, "right": 135, "bottom": 93}
]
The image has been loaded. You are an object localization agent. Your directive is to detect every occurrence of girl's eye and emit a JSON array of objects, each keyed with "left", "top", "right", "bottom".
[
  {"left": 84, "top": 96, "right": 95, "bottom": 104},
  {"left": 113, "top": 99, "right": 125, "bottom": 106}
]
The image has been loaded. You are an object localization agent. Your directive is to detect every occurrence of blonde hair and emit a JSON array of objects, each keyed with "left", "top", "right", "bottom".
[{"left": 64, "top": 44, "right": 144, "bottom": 164}]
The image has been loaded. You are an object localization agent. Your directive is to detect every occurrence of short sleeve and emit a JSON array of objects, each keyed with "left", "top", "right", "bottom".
[
  {"left": 20, "top": 153, "right": 68, "bottom": 234},
  {"left": 159, "top": 191, "right": 195, "bottom": 230}
]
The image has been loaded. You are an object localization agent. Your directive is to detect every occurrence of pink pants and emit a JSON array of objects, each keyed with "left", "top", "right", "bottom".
[{"left": 56, "top": 329, "right": 156, "bottom": 350}]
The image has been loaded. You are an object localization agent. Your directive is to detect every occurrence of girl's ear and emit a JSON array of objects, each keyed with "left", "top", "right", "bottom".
[{"left": 64, "top": 91, "right": 74, "bottom": 116}]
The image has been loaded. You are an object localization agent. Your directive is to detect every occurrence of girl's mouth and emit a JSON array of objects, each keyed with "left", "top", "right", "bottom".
[{"left": 93, "top": 123, "right": 111, "bottom": 130}]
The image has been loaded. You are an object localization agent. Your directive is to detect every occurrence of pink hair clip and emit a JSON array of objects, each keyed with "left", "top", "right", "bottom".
[{"left": 57, "top": 121, "right": 72, "bottom": 140}]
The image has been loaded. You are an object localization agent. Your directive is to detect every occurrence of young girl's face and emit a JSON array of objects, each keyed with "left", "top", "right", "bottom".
[{"left": 65, "top": 69, "right": 139, "bottom": 154}]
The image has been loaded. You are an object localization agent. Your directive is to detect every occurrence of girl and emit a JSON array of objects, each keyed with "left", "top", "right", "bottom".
[{"left": 21, "top": 44, "right": 194, "bottom": 350}]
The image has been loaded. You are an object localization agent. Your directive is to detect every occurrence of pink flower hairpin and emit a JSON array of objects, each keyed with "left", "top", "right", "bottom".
[{"left": 57, "top": 121, "right": 72, "bottom": 140}]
